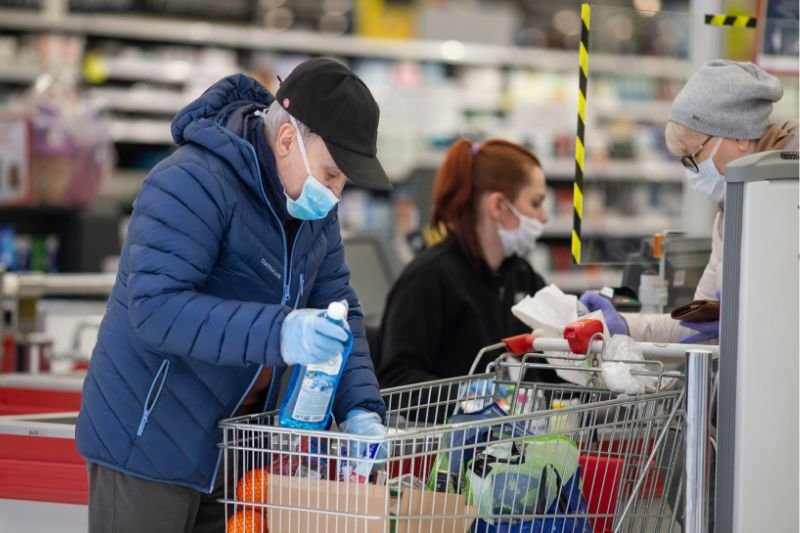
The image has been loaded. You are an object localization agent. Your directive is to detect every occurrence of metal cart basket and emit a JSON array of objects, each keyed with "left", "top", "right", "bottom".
[{"left": 220, "top": 333, "right": 690, "bottom": 533}]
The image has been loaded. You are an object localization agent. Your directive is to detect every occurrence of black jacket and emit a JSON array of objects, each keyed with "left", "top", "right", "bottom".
[{"left": 377, "top": 236, "right": 559, "bottom": 388}]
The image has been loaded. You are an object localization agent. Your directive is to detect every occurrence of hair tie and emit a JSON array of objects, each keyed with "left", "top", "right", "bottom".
[{"left": 471, "top": 142, "right": 481, "bottom": 155}]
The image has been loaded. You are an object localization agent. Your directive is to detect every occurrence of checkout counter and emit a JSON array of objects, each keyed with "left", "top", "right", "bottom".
[
  {"left": 0, "top": 411, "right": 86, "bottom": 531},
  {"left": 0, "top": 273, "right": 110, "bottom": 530}
]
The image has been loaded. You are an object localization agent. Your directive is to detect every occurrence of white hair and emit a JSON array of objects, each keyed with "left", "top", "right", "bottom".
[
  {"left": 664, "top": 121, "right": 709, "bottom": 157},
  {"left": 262, "top": 100, "right": 317, "bottom": 146}
]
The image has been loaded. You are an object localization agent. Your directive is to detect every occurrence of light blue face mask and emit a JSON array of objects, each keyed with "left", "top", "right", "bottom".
[
  {"left": 686, "top": 137, "right": 725, "bottom": 204},
  {"left": 285, "top": 115, "right": 340, "bottom": 220}
]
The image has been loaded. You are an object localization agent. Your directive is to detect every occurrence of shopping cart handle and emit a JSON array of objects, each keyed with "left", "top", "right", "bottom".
[
  {"left": 563, "top": 318, "right": 604, "bottom": 355},
  {"left": 503, "top": 334, "right": 535, "bottom": 356}
]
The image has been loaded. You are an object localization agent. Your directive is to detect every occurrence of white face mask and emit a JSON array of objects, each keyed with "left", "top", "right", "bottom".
[
  {"left": 498, "top": 201, "right": 544, "bottom": 258},
  {"left": 686, "top": 137, "right": 725, "bottom": 204}
]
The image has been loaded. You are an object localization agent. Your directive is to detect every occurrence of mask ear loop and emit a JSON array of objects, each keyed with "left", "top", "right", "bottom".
[
  {"left": 288, "top": 114, "right": 313, "bottom": 177},
  {"left": 504, "top": 200, "right": 523, "bottom": 225},
  {"left": 706, "top": 137, "right": 723, "bottom": 165}
]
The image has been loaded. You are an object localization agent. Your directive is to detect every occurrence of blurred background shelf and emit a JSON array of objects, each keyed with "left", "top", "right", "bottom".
[
  {"left": 0, "top": 0, "right": 796, "bottom": 293},
  {"left": 0, "top": 8, "right": 694, "bottom": 75}
]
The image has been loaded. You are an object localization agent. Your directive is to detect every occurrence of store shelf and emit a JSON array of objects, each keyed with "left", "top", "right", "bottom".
[
  {"left": 414, "top": 151, "right": 682, "bottom": 183},
  {"left": 593, "top": 100, "right": 675, "bottom": 123},
  {"left": 544, "top": 159, "right": 682, "bottom": 182},
  {"left": 88, "top": 58, "right": 236, "bottom": 85},
  {"left": 0, "top": 63, "right": 44, "bottom": 83},
  {"left": 2, "top": 273, "right": 116, "bottom": 298},
  {"left": 101, "top": 170, "right": 148, "bottom": 198},
  {"left": 544, "top": 216, "right": 679, "bottom": 238},
  {"left": 110, "top": 119, "right": 173, "bottom": 144},
  {"left": 0, "top": 8, "right": 692, "bottom": 76},
  {"left": 88, "top": 87, "right": 187, "bottom": 114}
]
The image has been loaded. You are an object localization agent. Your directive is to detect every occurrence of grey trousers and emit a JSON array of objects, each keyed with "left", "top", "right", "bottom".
[{"left": 88, "top": 463, "right": 226, "bottom": 533}]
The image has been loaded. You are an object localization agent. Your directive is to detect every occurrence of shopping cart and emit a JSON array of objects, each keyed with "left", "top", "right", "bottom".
[{"left": 219, "top": 329, "right": 690, "bottom": 533}]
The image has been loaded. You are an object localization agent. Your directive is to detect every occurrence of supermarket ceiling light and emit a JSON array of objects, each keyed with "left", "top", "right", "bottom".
[
  {"left": 441, "top": 40, "right": 466, "bottom": 61},
  {"left": 633, "top": 0, "right": 662, "bottom": 17}
]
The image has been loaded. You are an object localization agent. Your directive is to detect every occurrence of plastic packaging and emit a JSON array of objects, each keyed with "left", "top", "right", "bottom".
[
  {"left": 337, "top": 440, "right": 383, "bottom": 484},
  {"left": 278, "top": 302, "right": 353, "bottom": 430}
]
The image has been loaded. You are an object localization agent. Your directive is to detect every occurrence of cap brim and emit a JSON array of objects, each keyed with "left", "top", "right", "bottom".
[{"left": 325, "top": 141, "right": 392, "bottom": 191}]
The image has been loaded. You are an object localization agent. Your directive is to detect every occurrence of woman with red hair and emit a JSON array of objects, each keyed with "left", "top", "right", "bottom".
[{"left": 377, "top": 139, "right": 560, "bottom": 387}]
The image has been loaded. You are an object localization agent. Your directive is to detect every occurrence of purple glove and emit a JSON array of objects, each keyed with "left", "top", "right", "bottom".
[
  {"left": 679, "top": 320, "right": 720, "bottom": 344},
  {"left": 579, "top": 292, "right": 628, "bottom": 335}
]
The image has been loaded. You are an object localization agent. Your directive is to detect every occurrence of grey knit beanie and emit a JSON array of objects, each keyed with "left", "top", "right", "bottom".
[{"left": 669, "top": 60, "right": 783, "bottom": 140}]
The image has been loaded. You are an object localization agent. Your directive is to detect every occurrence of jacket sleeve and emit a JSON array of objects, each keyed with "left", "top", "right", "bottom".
[
  {"left": 377, "top": 267, "right": 444, "bottom": 387},
  {"left": 305, "top": 212, "right": 386, "bottom": 422},
  {"left": 126, "top": 163, "right": 290, "bottom": 367},
  {"left": 623, "top": 211, "right": 723, "bottom": 343}
]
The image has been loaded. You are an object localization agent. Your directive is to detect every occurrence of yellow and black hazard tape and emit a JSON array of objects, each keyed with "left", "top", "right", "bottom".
[
  {"left": 572, "top": 3, "right": 591, "bottom": 265},
  {"left": 705, "top": 14, "right": 757, "bottom": 28}
]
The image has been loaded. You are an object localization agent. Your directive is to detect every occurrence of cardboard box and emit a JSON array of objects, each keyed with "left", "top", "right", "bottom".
[
  {"left": 266, "top": 475, "right": 389, "bottom": 533},
  {"left": 262, "top": 475, "right": 477, "bottom": 533},
  {"left": 395, "top": 488, "right": 478, "bottom": 533}
]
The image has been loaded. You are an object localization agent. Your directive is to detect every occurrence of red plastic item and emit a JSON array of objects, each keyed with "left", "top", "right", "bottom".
[
  {"left": 502, "top": 334, "right": 535, "bottom": 356},
  {"left": 563, "top": 319, "right": 604, "bottom": 355},
  {"left": 579, "top": 454, "right": 624, "bottom": 532}
]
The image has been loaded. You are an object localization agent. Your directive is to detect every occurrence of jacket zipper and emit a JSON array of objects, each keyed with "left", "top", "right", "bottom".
[
  {"left": 293, "top": 273, "right": 305, "bottom": 309},
  {"left": 285, "top": 223, "right": 306, "bottom": 305},
  {"left": 136, "top": 360, "right": 171, "bottom": 437}
]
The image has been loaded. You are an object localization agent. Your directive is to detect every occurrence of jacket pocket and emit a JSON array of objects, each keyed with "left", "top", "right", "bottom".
[{"left": 136, "top": 359, "right": 171, "bottom": 438}]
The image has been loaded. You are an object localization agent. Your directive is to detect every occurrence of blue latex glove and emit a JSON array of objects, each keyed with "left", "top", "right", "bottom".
[
  {"left": 679, "top": 320, "right": 720, "bottom": 344},
  {"left": 579, "top": 292, "right": 628, "bottom": 335},
  {"left": 338, "top": 409, "right": 388, "bottom": 481},
  {"left": 279, "top": 308, "right": 349, "bottom": 366}
]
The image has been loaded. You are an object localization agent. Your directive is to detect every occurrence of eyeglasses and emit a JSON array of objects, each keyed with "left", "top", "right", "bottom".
[{"left": 680, "top": 135, "right": 713, "bottom": 173}]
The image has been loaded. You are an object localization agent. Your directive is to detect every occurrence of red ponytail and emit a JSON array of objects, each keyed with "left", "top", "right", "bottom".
[{"left": 431, "top": 138, "right": 540, "bottom": 262}]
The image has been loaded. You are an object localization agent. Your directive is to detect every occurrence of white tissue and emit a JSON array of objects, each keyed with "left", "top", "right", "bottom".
[
  {"left": 511, "top": 284, "right": 608, "bottom": 386},
  {"left": 512, "top": 284, "right": 578, "bottom": 335}
]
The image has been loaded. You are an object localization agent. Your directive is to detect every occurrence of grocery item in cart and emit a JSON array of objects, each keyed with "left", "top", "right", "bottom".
[
  {"left": 269, "top": 436, "right": 328, "bottom": 479},
  {"left": 465, "top": 436, "right": 592, "bottom": 533},
  {"left": 278, "top": 302, "right": 353, "bottom": 430},
  {"left": 427, "top": 403, "right": 507, "bottom": 493},
  {"left": 236, "top": 468, "right": 270, "bottom": 503},
  {"left": 427, "top": 402, "right": 541, "bottom": 494},
  {"left": 337, "top": 440, "right": 384, "bottom": 484},
  {"left": 227, "top": 509, "right": 267, "bottom": 533}
]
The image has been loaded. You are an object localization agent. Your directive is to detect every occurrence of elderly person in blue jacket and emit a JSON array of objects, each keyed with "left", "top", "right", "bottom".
[{"left": 76, "top": 59, "right": 391, "bottom": 532}]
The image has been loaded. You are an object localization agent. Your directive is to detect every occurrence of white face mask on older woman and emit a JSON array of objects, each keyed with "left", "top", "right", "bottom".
[
  {"left": 685, "top": 137, "right": 726, "bottom": 203},
  {"left": 498, "top": 201, "right": 544, "bottom": 257}
]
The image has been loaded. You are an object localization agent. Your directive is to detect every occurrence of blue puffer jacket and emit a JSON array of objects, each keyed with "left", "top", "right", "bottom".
[{"left": 75, "top": 74, "right": 385, "bottom": 493}]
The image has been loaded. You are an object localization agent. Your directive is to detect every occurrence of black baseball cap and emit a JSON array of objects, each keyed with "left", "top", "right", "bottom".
[{"left": 275, "top": 58, "right": 391, "bottom": 191}]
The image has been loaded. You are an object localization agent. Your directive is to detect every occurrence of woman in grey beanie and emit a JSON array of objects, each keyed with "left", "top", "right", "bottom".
[{"left": 581, "top": 59, "right": 797, "bottom": 344}]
